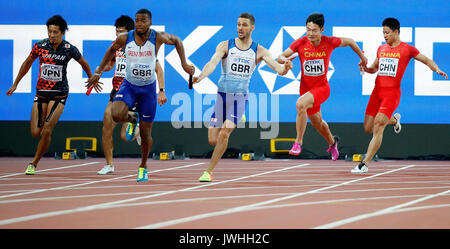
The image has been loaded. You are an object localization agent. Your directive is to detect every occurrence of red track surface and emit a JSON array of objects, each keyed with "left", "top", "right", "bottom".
[{"left": 0, "top": 157, "right": 449, "bottom": 229}]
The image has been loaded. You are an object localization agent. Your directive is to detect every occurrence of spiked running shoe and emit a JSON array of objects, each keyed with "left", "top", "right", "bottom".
[
  {"left": 97, "top": 165, "right": 114, "bottom": 175},
  {"left": 25, "top": 163, "right": 36, "bottom": 175},
  {"left": 198, "top": 171, "right": 212, "bottom": 182},
  {"left": 136, "top": 167, "right": 148, "bottom": 182},
  {"left": 326, "top": 136, "right": 340, "bottom": 161},
  {"left": 351, "top": 161, "right": 369, "bottom": 174},
  {"left": 289, "top": 142, "right": 302, "bottom": 156},
  {"left": 126, "top": 112, "right": 139, "bottom": 141},
  {"left": 393, "top": 113, "right": 402, "bottom": 134}
]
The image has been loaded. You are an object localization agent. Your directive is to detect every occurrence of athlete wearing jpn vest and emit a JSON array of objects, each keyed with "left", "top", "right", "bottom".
[{"left": 6, "top": 15, "right": 93, "bottom": 175}]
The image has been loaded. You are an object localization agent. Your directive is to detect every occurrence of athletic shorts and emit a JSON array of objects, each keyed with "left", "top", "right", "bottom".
[
  {"left": 113, "top": 79, "right": 156, "bottom": 122},
  {"left": 109, "top": 88, "right": 139, "bottom": 112},
  {"left": 210, "top": 92, "right": 248, "bottom": 127},
  {"left": 109, "top": 89, "right": 118, "bottom": 102},
  {"left": 34, "top": 90, "right": 68, "bottom": 105},
  {"left": 300, "top": 84, "right": 330, "bottom": 115},
  {"left": 365, "top": 86, "right": 401, "bottom": 119}
]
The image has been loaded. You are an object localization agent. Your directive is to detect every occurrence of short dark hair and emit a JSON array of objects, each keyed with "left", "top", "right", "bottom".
[
  {"left": 46, "top": 15, "right": 68, "bottom": 33},
  {"left": 306, "top": 13, "right": 325, "bottom": 29},
  {"left": 136, "top": 9, "right": 152, "bottom": 19},
  {"left": 239, "top": 13, "right": 255, "bottom": 25},
  {"left": 382, "top": 17, "right": 400, "bottom": 33},
  {"left": 115, "top": 15, "right": 134, "bottom": 31}
]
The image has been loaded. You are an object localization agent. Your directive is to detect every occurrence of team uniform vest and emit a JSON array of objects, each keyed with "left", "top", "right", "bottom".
[
  {"left": 30, "top": 38, "right": 81, "bottom": 92},
  {"left": 217, "top": 38, "right": 258, "bottom": 94},
  {"left": 124, "top": 30, "right": 157, "bottom": 86}
]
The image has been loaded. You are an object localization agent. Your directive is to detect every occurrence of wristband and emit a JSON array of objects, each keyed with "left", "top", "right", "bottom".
[{"left": 159, "top": 88, "right": 165, "bottom": 92}]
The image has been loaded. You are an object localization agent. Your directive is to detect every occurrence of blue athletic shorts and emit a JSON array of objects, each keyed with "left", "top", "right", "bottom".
[
  {"left": 113, "top": 79, "right": 156, "bottom": 122},
  {"left": 210, "top": 92, "right": 248, "bottom": 127}
]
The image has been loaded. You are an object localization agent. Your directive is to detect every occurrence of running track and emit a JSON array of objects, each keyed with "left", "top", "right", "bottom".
[{"left": 0, "top": 157, "right": 449, "bottom": 229}]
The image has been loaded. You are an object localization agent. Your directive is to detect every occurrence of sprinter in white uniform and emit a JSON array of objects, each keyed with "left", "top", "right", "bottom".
[
  {"left": 87, "top": 8, "right": 194, "bottom": 182},
  {"left": 193, "top": 13, "right": 293, "bottom": 182}
]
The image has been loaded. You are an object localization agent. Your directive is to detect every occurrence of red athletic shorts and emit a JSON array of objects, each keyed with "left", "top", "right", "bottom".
[
  {"left": 300, "top": 84, "right": 330, "bottom": 115},
  {"left": 365, "top": 86, "right": 401, "bottom": 119}
]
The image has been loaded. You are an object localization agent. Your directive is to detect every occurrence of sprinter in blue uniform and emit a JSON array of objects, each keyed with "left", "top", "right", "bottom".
[
  {"left": 193, "top": 13, "right": 293, "bottom": 182},
  {"left": 87, "top": 9, "right": 194, "bottom": 182}
]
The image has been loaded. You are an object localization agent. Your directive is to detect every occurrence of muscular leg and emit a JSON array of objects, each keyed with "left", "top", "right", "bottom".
[
  {"left": 363, "top": 113, "right": 390, "bottom": 165},
  {"left": 364, "top": 114, "right": 398, "bottom": 135},
  {"left": 294, "top": 92, "right": 314, "bottom": 144},
  {"left": 205, "top": 120, "right": 235, "bottom": 174},
  {"left": 102, "top": 102, "right": 118, "bottom": 166},
  {"left": 111, "top": 101, "right": 135, "bottom": 123},
  {"left": 30, "top": 102, "right": 46, "bottom": 138},
  {"left": 308, "top": 111, "right": 335, "bottom": 146},
  {"left": 208, "top": 127, "right": 221, "bottom": 146},
  {"left": 138, "top": 121, "right": 153, "bottom": 169},
  {"left": 363, "top": 114, "right": 375, "bottom": 134},
  {"left": 31, "top": 101, "right": 65, "bottom": 166}
]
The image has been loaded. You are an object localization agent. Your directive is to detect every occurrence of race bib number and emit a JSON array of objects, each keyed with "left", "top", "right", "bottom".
[
  {"left": 114, "top": 57, "right": 127, "bottom": 78},
  {"left": 378, "top": 57, "right": 399, "bottom": 77},
  {"left": 130, "top": 63, "right": 152, "bottom": 81},
  {"left": 40, "top": 64, "right": 63, "bottom": 81},
  {"left": 228, "top": 56, "right": 253, "bottom": 79},
  {"left": 303, "top": 59, "right": 325, "bottom": 76}
]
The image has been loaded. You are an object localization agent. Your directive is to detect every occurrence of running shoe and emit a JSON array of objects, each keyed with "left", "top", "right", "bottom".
[
  {"left": 126, "top": 112, "right": 139, "bottom": 141},
  {"left": 326, "top": 136, "right": 340, "bottom": 161},
  {"left": 351, "top": 161, "right": 369, "bottom": 174},
  {"left": 25, "top": 163, "right": 36, "bottom": 175},
  {"left": 97, "top": 165, "right": 114, "bottom": 175},
  {"left": 289, "top": 142, "right": 302, "bottom": 156},
  {"left": 393, "top": 113, "right": 401, "bottom": 134},
  {"left": 241, "top": 114, "right": 246, "bottom": 123},
  {"left": 198, "top": 171, "right": 212, "bottom": 182},
  {"left": 136, "top": 167, "right": 148, "bottom": 182}
]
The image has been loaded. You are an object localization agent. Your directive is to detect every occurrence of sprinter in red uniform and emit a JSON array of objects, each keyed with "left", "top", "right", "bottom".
[
  {"left": 351, "top": 17, "right": 447, "bottom": 173},
  {"left": 278, "top": 13, "right": 367, "bottom": 161}
]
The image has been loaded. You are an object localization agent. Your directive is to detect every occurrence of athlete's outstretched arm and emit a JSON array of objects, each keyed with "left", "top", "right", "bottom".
[
  {"left": 157, "top": 31, "right": 194, "bottom": 75},
  {"left": 193, "top": 41, "right": 227, "bottom": 84},
  {"left": 277, "top": 48, "right": 296, "bottom": 64},
  {"left": 6, "top": 56, "right": 36, "bottom": 96},
  {"left": 361, "top": 57, "right": 379, "bottom": 74},
  {"left": 155, "top": 61, "right": 167, "bottom": 106},
  {"left": 77, "top": 56, "right": 93, "bottom": 79},
  {"left": 339, "top": 37, "right": 368, "bottom": 67},
  {"left": 258, "top": 45, "right": 293, "bottom": 75},
  {"left": 76, "top": 56, "right": 98, "bottom": 91},
  {"left": 86, "top": 34, "right": 126, "bottom": 90},
  {"left": 414, "top": 53, "right": 448, "bottom": 79}
]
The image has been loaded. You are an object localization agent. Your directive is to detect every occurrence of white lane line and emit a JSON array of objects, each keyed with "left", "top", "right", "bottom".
[
  {"left": 111, "top": 193, "right": 430, "bottom": 209},
  {"left": 314, "top": 188, "right": 450, "bottom": 229},
  {"left": 2, "top": 184, "right": 449, "bottom": 205},
  {"left": 136, "top": 164, "right": 416, "bottom": 229},
  {"left": 0, "top": 162, "right": 101, "bottom": 179},
  {"left": 0, "top": 163, "right": 309, "bottom": 226},
  {"left": 0, "top": 162, "right": 204, "bottom": 200}
]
